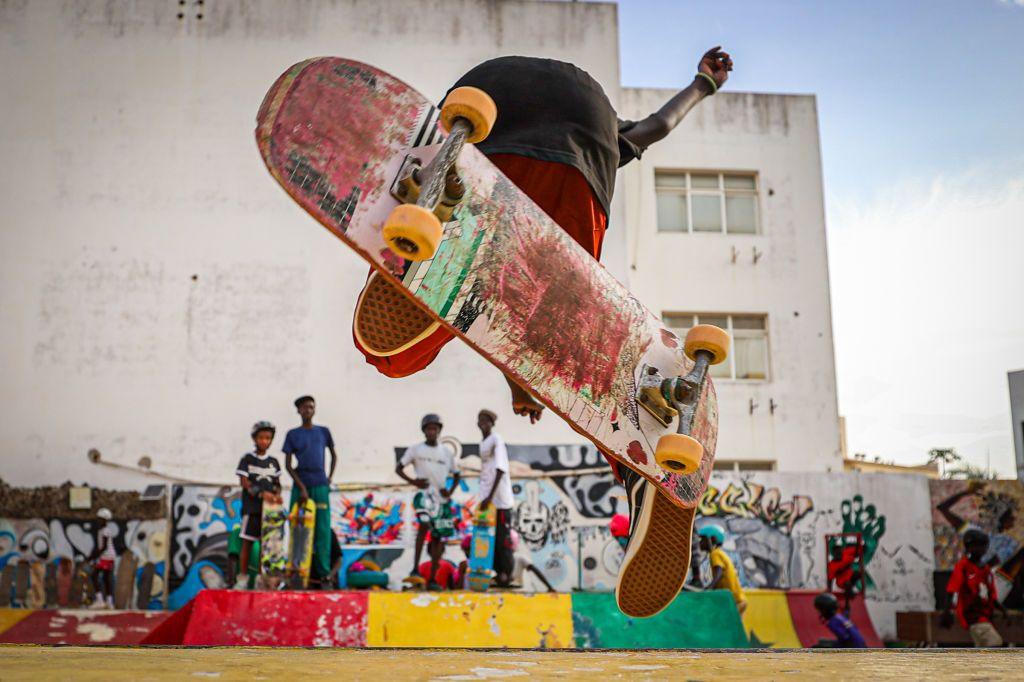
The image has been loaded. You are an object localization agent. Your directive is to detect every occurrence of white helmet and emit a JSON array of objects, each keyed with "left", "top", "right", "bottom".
[{"left": 97, "top": 508, "right": 112, "bottom": 520}]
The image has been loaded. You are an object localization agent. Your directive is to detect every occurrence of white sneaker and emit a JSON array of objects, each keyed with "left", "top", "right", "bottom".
[
  {"left": 89, "top": 596, "right": 107, "bottom": 610},
  {"left": 233, "top": 576, "right": 248, "bottom": 590}
]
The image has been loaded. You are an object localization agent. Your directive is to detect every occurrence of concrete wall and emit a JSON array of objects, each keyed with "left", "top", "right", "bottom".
[
  {"left": 1010, "top": 370, "right": 1024, "bottom": 481},
  {"left": 0, "top": 0, "right": 627, "bottom": 488},
  {"left": 619, "top": 88, "right": 841, "bottom": 472}
]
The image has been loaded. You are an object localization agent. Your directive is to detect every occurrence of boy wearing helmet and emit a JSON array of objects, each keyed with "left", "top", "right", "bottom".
[
  {"left": 396, "top": 413, "right": 460, "bottom": 589},
  {"left": 812, "top": 592, "right": 866, "bottom": 648},
  {"left": 698, "top": 524, "right": 747, "bottom": 614},
  {"left": 942, "top": 529, "right": 1007, "bottom": 646},
  {"left": 235, "top": 421, "right": 282, "bottom": 589},
  {"left": 90, "top": 507, "right": 117, "bottom": 609}
]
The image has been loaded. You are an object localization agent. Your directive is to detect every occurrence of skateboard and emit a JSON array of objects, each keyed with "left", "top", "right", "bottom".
[
  {"left": 288, "top": 499, "right": 317, "bottom": 589},
  {"left": 256, "top": 57, "right": 722, "bottom": 507},
  {"left": 44, "top": 561, "right": 58, "bottom": 607},
  {"left": 69, "top": 561, "right": 94, "bottom": 608},
  {"left": 114, "top": 552, "right": 138, "bottom": 609},
  {"left": 466, "top": 507, "right": 497, "bottom": 592},
  {"left": 26, "top": 562, "right": 46, "bottom": 608},
  {"left": 0, "top": 563, "right": 14, "bottom": 607},
  {"left": 14, "top": 561, "right": 29, "bottom": 607},
  {"left": 55, "top": 558, "right": 73, "bottom": 606},
  {"left": 260, "top": 499, "right": 288, "bottom": 589},
  {"left": 136, "top": 562, "right": 156, "bottom": 609}
]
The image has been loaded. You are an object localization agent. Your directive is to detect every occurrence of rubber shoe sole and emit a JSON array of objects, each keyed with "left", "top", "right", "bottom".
[
  {"left": 615, "top": 479, "right": 695, "bottom": 618},
  {"left": 354, "top": 271, "right": 439, "bottom": 357}
]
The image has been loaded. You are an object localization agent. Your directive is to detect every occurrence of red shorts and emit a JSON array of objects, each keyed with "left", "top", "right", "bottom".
[
  {"left": 354, "top": 153, "right": 608, "bottom": 378},
  {"left": 95, "top": 558, "right": 114, "bottom": 572}
]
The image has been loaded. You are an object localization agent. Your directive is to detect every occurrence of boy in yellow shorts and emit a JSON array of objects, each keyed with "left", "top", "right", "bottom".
[{"left": 698, "top": 525, "right": 747, "bottom": 615}]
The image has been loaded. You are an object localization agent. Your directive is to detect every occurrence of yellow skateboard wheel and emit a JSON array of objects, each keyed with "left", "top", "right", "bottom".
[
  {"left": 684, "top": 324, "right": 729, "bottom": 365},
  {"left": 654, "top": 433, "right": 703, "bottom": 475},
  {"left": 383, "top": 204, "right": 443, "bottom": 261},
  {"left": 440, "top": 87, "right": 497, "bottom": 144}
]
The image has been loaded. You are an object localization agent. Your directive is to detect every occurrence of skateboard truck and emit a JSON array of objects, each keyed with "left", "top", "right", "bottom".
[
  {"left": 383, "top": 87, "right": 497, "bottom": 262},
  {"left": 642, "top": 324, "right": 730, "bottom": 475}
]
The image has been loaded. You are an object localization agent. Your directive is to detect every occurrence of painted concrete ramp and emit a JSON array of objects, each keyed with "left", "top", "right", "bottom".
[
  {"left": 0, "top": 609, "right": 172, "bottom": 645},
  {"left": 180, "top": 590, "right": 368, "bottom": 646},
  {"left": 785, "top": 591, "right": 883, "bottom": 647},
  {"left": 572, "top": 590, "right": 750, "bottom": 648}
]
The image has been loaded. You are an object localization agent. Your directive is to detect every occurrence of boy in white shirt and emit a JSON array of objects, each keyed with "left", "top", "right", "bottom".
[
  {"left": 477, "top": 408, "right": 515, "bottom": 586},
  {"left": 396, "top": 413, "right": 460, "bottom": 589}
]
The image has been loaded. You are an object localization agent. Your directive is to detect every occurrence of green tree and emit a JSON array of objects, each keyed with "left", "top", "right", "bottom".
[{"left": 928, "top": 448, "right": 961, "bottom": 478}]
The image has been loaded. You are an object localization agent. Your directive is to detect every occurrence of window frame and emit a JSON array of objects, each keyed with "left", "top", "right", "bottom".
[
  {"left": 661, "top": 312, "right": 771, "bottom": 382},
  {"left": 654, "top": 170, "right": 761, "bottom": 235}
]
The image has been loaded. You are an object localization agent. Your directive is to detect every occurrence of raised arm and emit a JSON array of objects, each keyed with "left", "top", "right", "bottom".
[{"left": 621, "top": 46, "right": 733, "bottom": 149}]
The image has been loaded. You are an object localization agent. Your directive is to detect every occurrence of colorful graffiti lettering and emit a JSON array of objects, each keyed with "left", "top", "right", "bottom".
[
  {"left": 336, "top": 494, "right": 405, "bottom": 544},
  {"left": 698, "top": 481, "right": 814, "bottom": 532}
]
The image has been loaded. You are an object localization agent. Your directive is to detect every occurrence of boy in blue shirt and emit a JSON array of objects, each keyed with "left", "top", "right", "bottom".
[
  {"left": 813, "top": 592, "right": 867, "bottom": 648},
  {"left": 282, "top": 395, "right": 337, "bottom": 588}
]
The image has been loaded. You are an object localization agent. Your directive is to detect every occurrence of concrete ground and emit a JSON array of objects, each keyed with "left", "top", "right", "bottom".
[{"left": 0, "top": 646, "right": 1021, "bottom": 680}]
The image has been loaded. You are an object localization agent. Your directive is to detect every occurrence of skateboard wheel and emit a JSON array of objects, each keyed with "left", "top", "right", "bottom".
[
  {"left": 684, "top": 324, "right": 729, "bottom": 365},
  {"left": 441, "top": 87, "right": 497, "bottom": 144},
  {"left": 383, "top": 204, "right": 443, "bottom": 261},
  {"left": 654, "top": 433, "right": 703, "bottom": 475}
]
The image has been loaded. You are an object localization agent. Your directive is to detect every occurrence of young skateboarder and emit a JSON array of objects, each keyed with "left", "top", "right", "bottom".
[
  {"left": 235, "top": 420, "right": 282, "bottom": 589},
  {"left": 942, "top": 529, "right": 1007, "bottom": 646},
  {"left": 812, "top": 592, "right": 867, "bottom": 648},
  {"left": 282, "top": 395, "right": 338, "bottom": 588},
  {"left": 353, "top": 48, "right": 732, "bottom": 614},
  {"left": 396, "top": 413, "right": 460, "bottom": 589},
  {"left": 90, "top": 508, "right": 117, "bottom": 609},
  {"left": 475, "top": 409, "right": 515, "bottom": 585},
  {"left": 698, "top": 525, "right": 747, "bottom": 615}
]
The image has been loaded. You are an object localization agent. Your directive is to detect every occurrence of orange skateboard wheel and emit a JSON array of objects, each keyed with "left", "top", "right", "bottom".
[
  {"left": 440, "top": 87, "right": 497, "bottom": 144},
  {"left": 654, "top": 433, "right": 703, "bottom": 475},
  {"left": 684, "top": 324, "right": 729, "bottom": 365},
  {"left": 383, "top": 204, "right": 443, "bottom": 261}
]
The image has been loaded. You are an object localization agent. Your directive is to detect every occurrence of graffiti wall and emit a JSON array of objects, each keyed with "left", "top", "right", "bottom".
[
  {"left": 0, "top": 516, "right": 167, "bottom": 608},
  {"left": 168, "top": 485, "right": 241, "bottom": 609}
]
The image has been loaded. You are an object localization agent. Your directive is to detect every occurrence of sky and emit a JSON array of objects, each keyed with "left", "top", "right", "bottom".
[{"left": 615, "top": 0, "right": 1024, "bottom": 476}]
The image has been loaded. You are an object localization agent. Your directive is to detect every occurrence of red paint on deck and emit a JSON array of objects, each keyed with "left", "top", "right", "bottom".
[
  {"left": 492, "top": 229, "right": 633, "bottom": 396},
  {"left": 0, "top": 610, "right": 172, "bottom": 645},
  {"left": 627, "top": 441, "right": 648, "bottom": 465},
  {"left": 785, "top": 591, "right": 884, "bottom": 647},
  {"left": 181, "top": 589, "right": 368, "bottom": 647}
]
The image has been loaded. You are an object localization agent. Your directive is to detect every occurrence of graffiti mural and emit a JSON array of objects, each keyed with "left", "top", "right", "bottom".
[
  {"left": 334, "top": 493, "right": 407, "bottom": 545},
  {"left": 168, "top": 485, "right": 241, "bottom": 609}
]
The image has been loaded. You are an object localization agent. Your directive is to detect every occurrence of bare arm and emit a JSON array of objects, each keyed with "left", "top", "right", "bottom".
[
  {"left": 709, "top": 565, "right": 724, "bottom": 590},
  {"left": 328, "top": 445, "right": 338, "bottom": 481},
  {"left": 621, "top": 46, "right": 733, "bottom": 149},
  {"left": 527, "top": 564, "right": 557, "bottom": 593},
  {"left": 285, "top": 452, "right": 309, "bottom": 500},
  {"left": 395, "top": 463, "right": 429, "bottom": 489}
]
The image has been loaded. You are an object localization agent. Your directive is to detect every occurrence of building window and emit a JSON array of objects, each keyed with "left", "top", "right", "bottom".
[
  {"left": 662, "top": 313, "right": 769, "bottom": 380},
  {"left": 655, "top": 171, "right": 759, "bottom": 234},
  {"left": 713, "top": 460, "right": 776, "bottom": 472}
]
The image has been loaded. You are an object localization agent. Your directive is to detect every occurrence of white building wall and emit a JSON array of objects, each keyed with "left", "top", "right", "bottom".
[
  {"left": 0, "top": 0, "right": 840, "bottom": 488},
  {"left": 618, "top": 88, "right": 841, "bottom": 471},
  {"left": 0, "top": 0, "right": 626, "bottom": 488}
]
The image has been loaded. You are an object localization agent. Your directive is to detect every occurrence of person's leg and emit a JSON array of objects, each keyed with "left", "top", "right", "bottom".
[
  {"left": 101, "top": 568, "right": 114, "bottom": 606},
  {"left": 426, "top": 536, "right": 444, "bottom": 588},
  {"left": 493, "top": 509, "right": 514, "bottom": 585},
  {"left": 238, "top": 539, "right": 252, "bottom": 588},
  {"left": 310, "top": 485, "right": 333, "bottom": 584}
]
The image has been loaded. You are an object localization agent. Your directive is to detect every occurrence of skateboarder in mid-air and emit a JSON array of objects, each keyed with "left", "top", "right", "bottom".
[
  {"left": 353, "top": 48, "right": 732, "bottom": 615},
  {"left": 234, "top": 421, "right": 282, "bottom": 590}
]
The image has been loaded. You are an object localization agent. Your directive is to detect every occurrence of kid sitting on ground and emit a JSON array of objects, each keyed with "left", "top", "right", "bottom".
[
  {"left": 234, "top": 421, "right": 282, "bottom": 590},
  {"left": 942, "top": 529, "right": 1007, "bottom": 646}
]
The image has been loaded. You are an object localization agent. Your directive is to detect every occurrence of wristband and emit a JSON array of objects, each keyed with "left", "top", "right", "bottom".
[{"left": 696, "top": 72, "right": 718, "bottom": 95}]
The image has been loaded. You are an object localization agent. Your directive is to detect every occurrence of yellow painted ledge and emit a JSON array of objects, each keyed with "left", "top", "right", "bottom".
[
  {"left": 367, "top": 591, "right": 572, "bottom": 648},
  {"left": 0, "top": 608, "right": 34, "bottom": 635},
  {"left": 742, "top": 589, "right": 802, "bottom": 648}
]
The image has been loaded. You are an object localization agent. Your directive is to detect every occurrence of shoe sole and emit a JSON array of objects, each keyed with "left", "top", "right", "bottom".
[
  {"left": 353, "top": 272, "right": 439, "bottom": 356},
  {"left": 615, "top": 481, "right": 695, "bottom": 618}
]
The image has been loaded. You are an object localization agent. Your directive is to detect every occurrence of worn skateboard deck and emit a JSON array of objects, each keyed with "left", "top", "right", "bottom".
[
  {"left": 114, "top": 553, "right": 138, "bottom": 609},
  {"left": 0, "top": 563, "right": 14, "bottom": 607},
  {"left": 26, "top": 561, "right": 45, "bottom": 608},
  {"left": 44, "top": 561, "right": 58, "bottom": 607},
  {"left": 260, "top": 497, "right": 288, "bottom": 585},
  {"left": 136, "top": 562, "right": 156, "bottom": 609},
  {"left": 14, "top": 561, "right": 29, "bottom": 607},
  {"left": 467, "top": 507, "right": 497, "bottom": 592},
  {"left": 288, "top": 499, "right": 317, "bottom": 588},
  {"left": 55, "top": 558, "right": 73, "bottom": 607},
  {"left": 260, "top": 500, "right": 288, "bottom": 587},
  {"left": 256, "top": 58, "right": 718, "bottom": 509}
]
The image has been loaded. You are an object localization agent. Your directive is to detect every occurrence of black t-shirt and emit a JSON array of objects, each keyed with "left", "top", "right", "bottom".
[
  {"left": 235, "top": 452, "right": 282, "bottom": 514},
  {"left": 446, "top": 56, "right": 645, "bottom": 215}
]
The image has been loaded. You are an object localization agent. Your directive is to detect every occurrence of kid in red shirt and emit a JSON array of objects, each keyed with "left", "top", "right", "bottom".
[{"left": 944, "top": 529, "right": 1006, "bottom": 646}]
